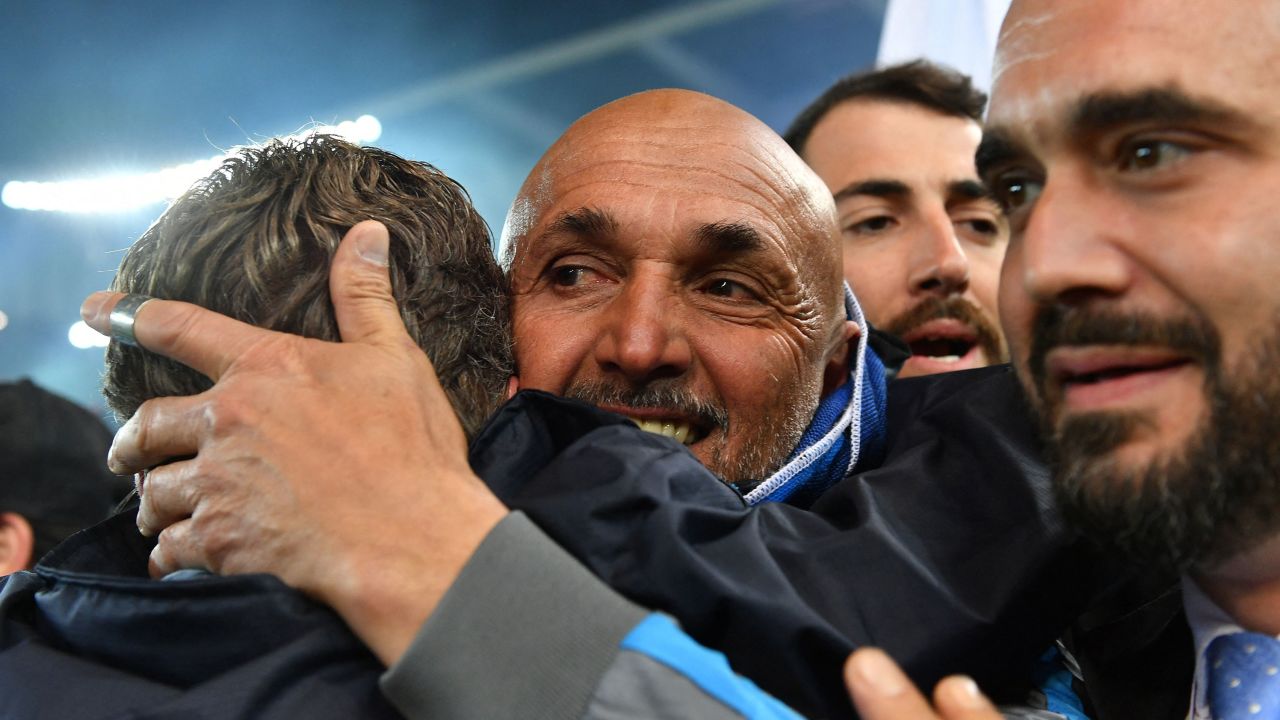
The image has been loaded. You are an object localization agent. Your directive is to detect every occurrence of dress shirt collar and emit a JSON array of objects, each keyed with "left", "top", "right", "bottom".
[{"left": 1182, "top": 576, "right": 1280, "bottom": 720}]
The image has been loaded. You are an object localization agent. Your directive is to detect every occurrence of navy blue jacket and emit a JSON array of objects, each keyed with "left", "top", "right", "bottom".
[
  {"left": 0, "top": 510, "right": 401, "bottom": 720},
  {"left": 0, "top": 366, "right": 1184, "bottom": 720},
  {"left": 480, "top": 369, "right": 1184, "bottom": 719}
]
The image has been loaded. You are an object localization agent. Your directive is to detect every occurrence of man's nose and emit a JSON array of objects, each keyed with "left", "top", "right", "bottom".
[
  {"left": 906, "top": 214, "right": 970, "bottom": 297},
  {"left": 593, "top": 275, "right": 693, "bottom": 383},
  {"left": 1014, "top": 173, "right": 1132, "bottom": 306}
]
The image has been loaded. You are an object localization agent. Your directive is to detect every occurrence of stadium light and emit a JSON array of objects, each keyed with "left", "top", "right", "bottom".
[
  {"left": 68, "top": 320, "right": 110, "bottom": 349},
  {"left": 3, "top": 115, "right": 382, "bottom": 214}
]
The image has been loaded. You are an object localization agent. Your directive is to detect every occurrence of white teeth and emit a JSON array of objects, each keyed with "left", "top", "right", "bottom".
[
  {"left": 632, "top": 418, "right": 697, "bottom": 445},
  {"left": 672, "top": 424, "right": 690, "bottom": 444},
  {"left": 933, "top": 355, "right": 961, "bottom": 363}
]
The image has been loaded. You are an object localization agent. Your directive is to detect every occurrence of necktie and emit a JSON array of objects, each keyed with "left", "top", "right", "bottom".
[{"left": 1206, "top": 631, "right": 1280, "bottom": 719}]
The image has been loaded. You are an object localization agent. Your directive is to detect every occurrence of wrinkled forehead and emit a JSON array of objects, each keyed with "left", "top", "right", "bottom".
[
  {"left": 506, "top": 104, "right": 838, "bottom": 271},
  {"left": 990, "top": 0, "right": 1280, "bottom": 137},
  {"left": 561, "top": 119, "right": 825, "bottom": 222}
]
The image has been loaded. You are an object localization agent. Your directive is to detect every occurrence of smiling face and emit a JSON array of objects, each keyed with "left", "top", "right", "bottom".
[
  {"left": 803, "top": 99, "right": 1008, "bottom": 378},
  {"left": 502, "top": 90, "right": 851, "bottom": 491},
  {"left": 984, "top": 0, "right": 1280, "bottom": 569}
]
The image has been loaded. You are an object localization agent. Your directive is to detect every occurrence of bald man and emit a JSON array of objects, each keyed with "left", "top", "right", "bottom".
[
  {"left": 84, "top": 90, "right": 1087, "bottom": 718},
  {"left": 500, "top": 89, "right": 881, "bottom": 502}
]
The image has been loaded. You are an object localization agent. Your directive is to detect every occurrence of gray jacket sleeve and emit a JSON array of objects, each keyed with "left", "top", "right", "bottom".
[{"left": 379, "top": 512, "right": 804, "bottom": 720}]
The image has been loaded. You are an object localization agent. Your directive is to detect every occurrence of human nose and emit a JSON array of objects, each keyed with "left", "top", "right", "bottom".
[
  {"left": 906, "top": 214, "right": 970, "bottom": 297},
  {"left": 592, "top": 274, "right": 692, "bottom": 383},
  {"left": 1012, "top": 173, "right": 1131, "bottom": 306}
]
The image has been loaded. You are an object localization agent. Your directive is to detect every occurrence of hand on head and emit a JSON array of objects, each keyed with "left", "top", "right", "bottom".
[
  {"left": 81, "top": 220, "right": 507, "bottom": 666},
  {"left": 844, "top": 648, "right": 1001, "bottom": 720}
]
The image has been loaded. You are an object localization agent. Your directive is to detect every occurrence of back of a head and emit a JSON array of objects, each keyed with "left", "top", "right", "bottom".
[
  {"left": 0, "top": 379, "right": 126, "bottom": 563},
  {"left": 784, "top": 59, "right": 987, "bottom": 155},
  {"left": 104, "top": 136, "right": 512, "bottom": 438}
]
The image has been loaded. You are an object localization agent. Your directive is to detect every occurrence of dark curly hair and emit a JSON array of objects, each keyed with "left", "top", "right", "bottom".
[{"left": 103, "top": 135, "right": 512, "bottom": 439}]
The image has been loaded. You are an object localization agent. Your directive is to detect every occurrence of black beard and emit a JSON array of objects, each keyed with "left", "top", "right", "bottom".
[{"left": 1033, "top": 307, "right": 1280, "bottom": 573}]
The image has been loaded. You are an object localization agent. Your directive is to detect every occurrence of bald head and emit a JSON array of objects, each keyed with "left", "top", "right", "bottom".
[
  {"left": 503, "top": 89, "right": 857, "bottom": 490},
  {"left": 503, "top": 89, "right": 839, "bottom": 287}
]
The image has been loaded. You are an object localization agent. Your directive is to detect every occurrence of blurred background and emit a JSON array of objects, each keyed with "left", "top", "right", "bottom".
[{"left": 0, "top": 0, "right": 1004, "bottom": 422}]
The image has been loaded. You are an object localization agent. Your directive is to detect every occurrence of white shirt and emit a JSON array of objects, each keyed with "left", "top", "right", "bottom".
[{"left": 1181, "top": 577, "right": 1280, "bottom": 720}]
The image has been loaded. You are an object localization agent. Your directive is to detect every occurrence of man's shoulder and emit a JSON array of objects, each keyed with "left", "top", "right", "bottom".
[
  {"left": 887, "top": 364, "right": 1023, "bottom": 415},
  {"left": 883, "top": 364, "right": 1042, "bottom": 460},
  {"left": 0, "top": 512, "right": 402, "bottom": 719}
]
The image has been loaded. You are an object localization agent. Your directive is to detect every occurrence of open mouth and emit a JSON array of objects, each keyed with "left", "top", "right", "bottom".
[
  {"left": 598, "top": 406, "right": 710, "bottom": 446},
  {"left": 900, "top": 319, "right": 981, "bottom": 364},
  {"left": 907, "top": 336, "right": 976, "bottom": 362},
  {"left": 627, "top": 418, "right": 705, "bottom": 445}
]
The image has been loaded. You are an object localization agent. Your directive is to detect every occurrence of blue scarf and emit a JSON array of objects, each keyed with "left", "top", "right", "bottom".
[{"left": 742, "top": 284, "right": 889, "bottom": 506}]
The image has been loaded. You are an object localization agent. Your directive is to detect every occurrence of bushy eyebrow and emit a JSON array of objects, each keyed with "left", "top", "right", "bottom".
[
  {"left": 832, "top": 177, "right": 992, "bottom": 208},
  {"left": 948, "top": 179, "right": 993, "bottom": 202},
  {"left": 1069, "top": 88, "right": 1246, "bottom": 136},
  {"left": 539, "top": 209, "right": 764, "bottom": 259},
  {"left": 832, "top": 178, "right": 911, "bottom": 203},
  {"left": 974, "top": 130, "right": 1024, "bottom": 183},
  {"left": 976, "top": 88, "right": 1253, "bottom": 182},
  {"left": 543, "top": 207, "right": 619, "bottom": 240},
  {"left": 692, "top": 221, "right": 764, "bottom": 255}
]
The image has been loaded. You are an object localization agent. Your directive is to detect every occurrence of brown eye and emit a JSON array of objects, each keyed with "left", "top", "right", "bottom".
[
  {"left": 552, "top": 266, "right": 588, "bottom": 286},
  {"left": 959, "top": 218, "right": 1001, "bottom": 238},
  {"left": 970, "top": 219, "right": 998, "bottom": 235},
  {"left": 844, "top": 215, "right": 898, "bottom": 236},
  {"left": 1118, "top": 139, "right": 1191, "bottom": 172},
  {"left": 704, "top": 278, "right": 758, "bottom": 301},
  {"left": 991, "top": 174, "right": 1042, "bottom": 214}
]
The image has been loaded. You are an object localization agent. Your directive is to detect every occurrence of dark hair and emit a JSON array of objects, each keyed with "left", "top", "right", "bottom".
[
  {"left": 0, "top": 379, "right": 128, "bottom": 563},
  {"left": 104, "top": 135, "right": 512, "bottom": 439},
  {"left": 784, "top": 59, "right": 987, "bottom": 155}
]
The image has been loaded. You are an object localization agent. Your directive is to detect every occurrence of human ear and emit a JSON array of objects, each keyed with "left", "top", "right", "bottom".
[
  {"left": 0, "top": 512, "right": 35, "bottom": 575},
  {"left": 506, "top": 376, "right": 520, "bottom": 400},
  {"left": 821, "top": 320, "right": 861, "bottom": 396}
]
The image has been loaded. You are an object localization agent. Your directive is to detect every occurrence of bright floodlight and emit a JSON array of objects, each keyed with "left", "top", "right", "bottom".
[
  {"left": 0, "top": 310, "right": 8, "bottom": 332},
  {"left": 68, "top": 320, "right": 110, "bottom": 349},
  {"left": 3, "top": 115, "right": 382, "bottom": 214}
]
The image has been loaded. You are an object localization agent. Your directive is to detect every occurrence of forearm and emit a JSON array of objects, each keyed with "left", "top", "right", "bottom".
[
  {"left": 380, "top": 512, "right": 803, "bottom": 720},
  {"left": 479, "top": 377, "right": 1098, "bottom": 718},
  {"left": 334, "top": 473, "right": 506, "bottom": 667}
]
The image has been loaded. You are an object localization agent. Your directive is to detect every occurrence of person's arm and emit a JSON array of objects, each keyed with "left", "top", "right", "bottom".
[
  {"left": 81, "top": 223, "right": 802, "bottom": 719},
  {"left": 88, "top": 222, "right": 1105, "bottom": 720},
  {"left": 383, "top": 511, "right": 804, "bottom": 720},
  {"left": 472, "top": 371, "right": 1101, "bottom": 718}
]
